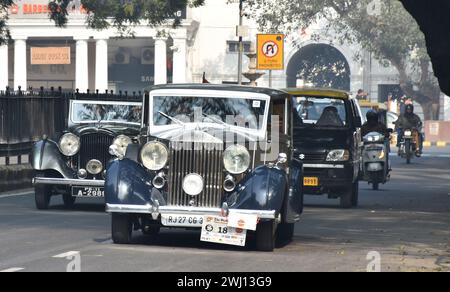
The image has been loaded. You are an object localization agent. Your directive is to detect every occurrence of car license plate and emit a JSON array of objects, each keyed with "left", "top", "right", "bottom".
[
  {"left": 72, "top": 187, "right": 104, "bottom": 198},
  {"left": 304, "top": 177, "right": 319, "bottom": 187},
  {"left": 161, "top": 214, "right": 204, "bottom": 227},
  {"left": 201, "top": 215, "right": 247, "bottom": 247}
]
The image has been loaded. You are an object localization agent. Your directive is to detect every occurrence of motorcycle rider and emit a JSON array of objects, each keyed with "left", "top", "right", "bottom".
[
  {"left": 362, "top": 110, "right": 389, "bottom": 137},
  {"left": 396, "top": 104, "right": 423, "bottom": 156}
]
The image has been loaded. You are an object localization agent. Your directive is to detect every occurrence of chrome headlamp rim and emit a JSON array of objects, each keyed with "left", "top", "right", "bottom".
[
  {"left": 58, "top": 133, "right": 80, "bottom": 157},
  {"left": 86, "top": 159, "right": 103, "bottom": 175},
  {"left": 140, "top": 141, "right": 169, "bottom": 171},
  {"left": 110, "top": 135, "right": 132, "bottom": 157},
  {"left": 223, "top": 144, "right": 251, "bottom": 175}
]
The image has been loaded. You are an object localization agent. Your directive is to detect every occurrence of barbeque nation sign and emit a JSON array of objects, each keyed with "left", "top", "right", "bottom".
[
  {"left": 31, "top": 47, "right": 71, "bottom": 65},
  {"left": 9, "top": 0, "right": 187, "bottom": 19},
  {"left": 9, "top": 0, "right": 87, "bottom": 18}
]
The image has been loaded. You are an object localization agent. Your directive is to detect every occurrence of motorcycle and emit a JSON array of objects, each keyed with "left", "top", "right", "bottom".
[
  {"left": 399, "top": 128, "right": 420, "bottom": 164},
  {"left": 362, "top": 132, "right": 391, "bottom": 190}
]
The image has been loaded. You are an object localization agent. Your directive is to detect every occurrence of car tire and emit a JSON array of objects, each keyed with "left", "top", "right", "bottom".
[
  {"left": 256, "top": 220, "right": 276, "bottom": 252},
  {"left": 351, "top": 181, "right": 359, "bottom": 207},
  {"left": 62, "top": 193, "right": 76, "bottom": 209},
  {"left": 35, "top": 185, "right": 51, "bottom": 210},
  {"left": 112, "top": 213, "right": 133, "bottom": 244},
  {"left": 340, "top": 184, "right": 356, "bottom": 209},
  {"left": 276, "top": 223, "right": 295, "bottom": 244},
  {"left": 142, "top": 225, "right": 160, "bottom": 236}
]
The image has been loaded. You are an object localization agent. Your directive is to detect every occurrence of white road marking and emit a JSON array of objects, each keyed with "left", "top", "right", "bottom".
[
  {"left": 0, "top": 267, "right": 24, "bottom": 273},
  {"left": 53, "top": 251, "right": 80, "bottom": 258},
  {"left": 0, "top": 191, "right": 33, "bottom": 199}
]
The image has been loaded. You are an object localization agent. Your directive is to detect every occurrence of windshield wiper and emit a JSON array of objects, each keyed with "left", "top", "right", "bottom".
[
  {"left": 202, "top": 113, "right": 230, "bottom": 129},
  {"left": 158, "top": 111, "right": 186, "bottom": 126}
]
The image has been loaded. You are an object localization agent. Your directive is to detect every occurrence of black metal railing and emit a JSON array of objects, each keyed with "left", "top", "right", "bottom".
[{"left": 0, "top": 86, "right": 145, "bottom": 166}]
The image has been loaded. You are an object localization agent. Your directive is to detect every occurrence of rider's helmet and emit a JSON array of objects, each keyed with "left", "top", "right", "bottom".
[
  {"left": 366, "top": 110, "right": 378, "bottom": 123},
  {"left": 405, "top": 104, "right": 414, "bottom": 115}
]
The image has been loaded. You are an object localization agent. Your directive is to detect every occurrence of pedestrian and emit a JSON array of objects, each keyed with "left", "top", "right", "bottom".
[{"left": 356, "top": 89, "right": 368, "bottom": 100}]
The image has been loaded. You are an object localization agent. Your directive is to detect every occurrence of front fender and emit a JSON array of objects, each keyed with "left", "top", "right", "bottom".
[
  {"left": 105, "top": 159, "right": 165, "bottom": 206},
  {"left": 284, "top": 159, "right": 304, "bottom": 223},
  {"left": 227, "top": 166, "right": 288, "bottom": 214},
  {"left": 30, "top": 139, "right": 75, "bottom": 178}
]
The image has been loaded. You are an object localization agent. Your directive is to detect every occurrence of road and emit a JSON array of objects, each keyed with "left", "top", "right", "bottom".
[{"left": 0, "top": 150, "right": 449, "bottom": 272}]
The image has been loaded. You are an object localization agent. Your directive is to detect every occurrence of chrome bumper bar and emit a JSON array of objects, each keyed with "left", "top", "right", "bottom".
[
  {"left": 303, "top": 164, "right": 345, "bottom": 169},
  {"left": 106, "top": 204, "right": 277, "bottom": 220},
  {"left": 32, "top": 177, "right": 105, "bottom": 187}
]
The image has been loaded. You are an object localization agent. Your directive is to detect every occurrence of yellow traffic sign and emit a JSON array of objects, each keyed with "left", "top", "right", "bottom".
[{"left": 257, "top": 34, "right": 284, "bottom": 70}]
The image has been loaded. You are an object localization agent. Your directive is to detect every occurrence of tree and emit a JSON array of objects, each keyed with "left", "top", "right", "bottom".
[
  {"left": 247, "top": 0, "right": 441, "bottom": 120},
  {"left": 0, "top": 0, "right": 205, "bottom": 45}
]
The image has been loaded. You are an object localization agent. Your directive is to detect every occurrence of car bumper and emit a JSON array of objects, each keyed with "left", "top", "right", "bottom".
[
  {"left": 32, "top": 177, "right": 105, "bottom": 187},
  {"left": 303, "top": 163, "right": 353, "bottom": 192},
  {"left": 106, "top": 204, "right": 277, "bottom": 220}
]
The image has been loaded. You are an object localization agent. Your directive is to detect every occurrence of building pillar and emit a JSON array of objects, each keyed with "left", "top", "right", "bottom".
[
  {"left": 75, "top": 38, "right": 89, "bottom": 92},
  {"left": 95, "top": 38, "right": 109, "bottom": 92},
  {"left": 14, "top": 38, "right": 27, "bottom": 90},
  {"left": 154, "top": 37, "right": 167, "bottom": 85},
  {"left": 0, "top": 44, "right": 8, "bottom": 90},
  {"left": 172, "top": 38, "right": 187, "bottom": 84}
]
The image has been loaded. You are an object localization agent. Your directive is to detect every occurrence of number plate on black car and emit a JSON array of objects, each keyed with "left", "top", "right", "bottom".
[{"left": 72, "top": 187, "right": 104, "bottom": 198}]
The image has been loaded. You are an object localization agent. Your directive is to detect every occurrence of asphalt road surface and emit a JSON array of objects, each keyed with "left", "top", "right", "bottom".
[{"left": 1, "top": 149, "right": 449, "bottom": 272}]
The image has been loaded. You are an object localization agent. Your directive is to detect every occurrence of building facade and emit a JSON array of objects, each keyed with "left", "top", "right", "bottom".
[{"left": 3, "top": 0, "right": 446, "bottom": 119}]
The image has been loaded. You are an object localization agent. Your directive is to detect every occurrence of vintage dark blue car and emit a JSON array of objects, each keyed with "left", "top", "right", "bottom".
[
  {"left": 31, "top": 96, "right": 143, "bottom": 210},
  {"left": 105, "top": 84, "right": 304, "bottom": 251}
]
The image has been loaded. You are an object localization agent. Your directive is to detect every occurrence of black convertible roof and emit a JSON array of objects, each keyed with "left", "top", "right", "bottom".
[{"left": 146, "top": 84, "right": 289, "bottom": 101}]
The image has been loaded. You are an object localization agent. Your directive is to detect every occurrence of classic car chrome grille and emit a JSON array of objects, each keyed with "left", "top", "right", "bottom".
[
  {"left": 79, "top": 133, "right": 114, "bottom": 172},
  {"left": 168, "top": 142, "right": 224, "bottom": 208}
]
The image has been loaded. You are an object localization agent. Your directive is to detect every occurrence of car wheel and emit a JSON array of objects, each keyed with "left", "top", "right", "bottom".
[
  {"left": 276, "top": 223, "right": 295, "bottom": 244},
  {"left": 256, "top": 220, "right": 276, "bottom": 252},
  {"left": 112, "top": 213, "right": 133, "bottom": 244},
  {"left": 62, "top": 193, "right": 76, "bottom": 209},
  {"left": 142, "top": 225, "right": 160, "bottom": 236},
  {"left": 340, "top": 186, "right": 353, "bottom": 209},
  {"left": 35, "top": 185, "right": 51, "bottom": 210},
  {"left": 351, "top": 181, "right": 359, "bottom": 207}
]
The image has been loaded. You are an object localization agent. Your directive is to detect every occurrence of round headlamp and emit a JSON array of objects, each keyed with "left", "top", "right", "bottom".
[
  {"left": 110, "top": 135, "right": 132, "bottom": 157},
  {"left": 223, "top": 145, "right": 251, "bottom": 174},
  {"left": 59, "top": 133, "right": 80, "bottom": 157},
  {"left": 86, "top": 159, "right": 103, "bottom": 175},
  {"left": 183, "top": 174, "right": 204, "bottom": 196},
  {"left": 140, "top": 141, "right": 169, "bottom": 171}
]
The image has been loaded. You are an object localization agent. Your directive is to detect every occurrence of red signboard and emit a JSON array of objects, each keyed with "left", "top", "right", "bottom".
[{"left": 10, "top": 2, "right": 87, "bottom": 15}]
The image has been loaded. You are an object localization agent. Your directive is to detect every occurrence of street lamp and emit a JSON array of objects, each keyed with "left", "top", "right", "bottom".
[{"left": 237, "top": 0, "right": 244, "bottom": 85}]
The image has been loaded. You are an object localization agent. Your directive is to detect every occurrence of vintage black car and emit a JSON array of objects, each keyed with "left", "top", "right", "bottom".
[
  {"left": 31, "top": 96, "right": 143, "bottom": 210},
  {"left": 105, "top": 84, "right": 304, "bottom": 251},
  {"left": 286, "top": 88, "right": 363, "bottom": 208}
]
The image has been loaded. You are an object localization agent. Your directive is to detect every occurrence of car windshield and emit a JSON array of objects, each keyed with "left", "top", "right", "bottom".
[
  {"left": 71, "top": 101, "right": 142, "bottom": 125},
  {"left": 152, "top": 96, "right": 268, "bottom": 131},
  {"left": 293, "top": 96, "right": 348, "bottom": 127}
]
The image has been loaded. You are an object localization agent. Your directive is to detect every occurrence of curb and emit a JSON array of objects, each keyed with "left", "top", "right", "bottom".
[{"left": 423, "top": 141, "right": 448, "bottom": 148}]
